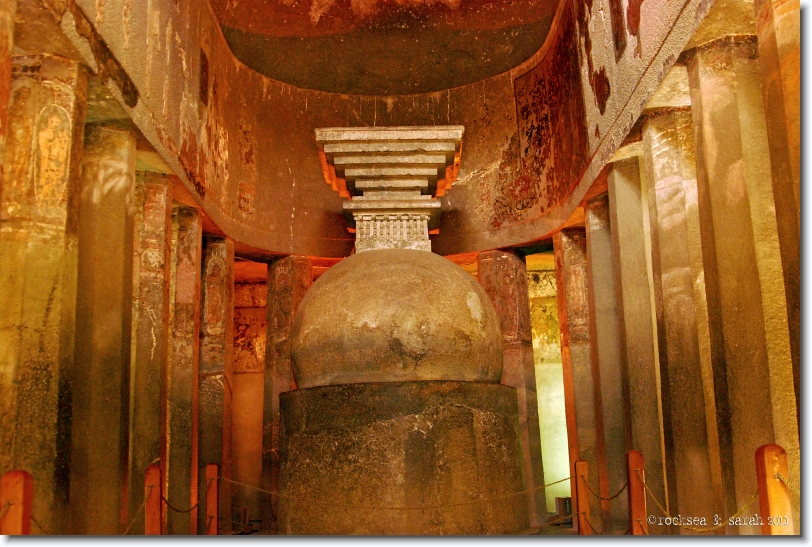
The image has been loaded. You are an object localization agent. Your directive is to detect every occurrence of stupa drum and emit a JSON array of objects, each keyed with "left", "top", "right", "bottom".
[
  {"left": 277, "top": 127, "right": 530, "bottom": 534},
  {"left": 290, "top": 248, "right": 503, "bottom": 387}
]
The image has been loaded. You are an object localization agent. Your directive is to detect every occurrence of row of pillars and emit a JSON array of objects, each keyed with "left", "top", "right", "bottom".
[
  {"left": 0, "top": 37, "right": 547, "bottom": 531},
  {"left": 0, "top": 63, "right": 308, "bottom": 532},
  {"left": 572, "top": 444, "right": 795, "bottom": 536},
  {"left": 0, "top": 0, "right": 798, "bottom": 537},
  {"left": 550, "top": 21, "right": 799, "bottom": 535},
  {"left": 1, "top": 441, "right": 796, "bottom": 536},
  {"left": 0, "top": 23, "right": 250, "bottom": 529}
]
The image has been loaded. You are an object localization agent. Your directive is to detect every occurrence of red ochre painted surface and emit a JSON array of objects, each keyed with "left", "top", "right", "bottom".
[
  {"left": 492, "top": 3, "right": 589, "bottom": 229},
  {"left": 57, "top": 0, "right": 706, "bottom": 258}
]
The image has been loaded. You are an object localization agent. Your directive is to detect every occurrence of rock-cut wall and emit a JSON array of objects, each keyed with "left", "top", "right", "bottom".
[{"left": 47, "top": 0, "right": 712, "bottom": 256}]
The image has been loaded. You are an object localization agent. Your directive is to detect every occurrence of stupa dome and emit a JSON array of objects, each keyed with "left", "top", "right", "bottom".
[{"left": 290, "top": 248, "right": 503, "bottom": 387}]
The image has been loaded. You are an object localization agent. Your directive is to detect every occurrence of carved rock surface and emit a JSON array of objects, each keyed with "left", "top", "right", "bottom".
[
  {"left": 278, "top": 381, "right": 528, "bottom": 534},
  {"left": 290, "top": 248, "right": 503, "bottom": 387}
]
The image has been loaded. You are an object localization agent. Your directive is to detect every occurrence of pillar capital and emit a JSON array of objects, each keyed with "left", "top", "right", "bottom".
[{"left": 315, "top": 126, "right": 463, "bottom": 252}]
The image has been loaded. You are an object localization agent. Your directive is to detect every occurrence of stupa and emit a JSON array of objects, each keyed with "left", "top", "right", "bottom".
[{"left": 277, "top": 127, "right": 529, "bottom": 534}]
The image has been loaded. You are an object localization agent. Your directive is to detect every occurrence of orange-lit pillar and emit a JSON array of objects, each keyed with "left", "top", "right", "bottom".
[
  {"left": 70, "top": 124, "right": 137, "bottom": 534},
  {"left": 477, "top": 250, "right": 548, "bottom": 527},
  {"left": 584, "top": 194, "right": 629, "bottom": 532},
  {"left": 165, "top": 205, "right": 203, "bottom": 534},
  {"left": 552, "top": 229, "right": 603, "bottom": 533},
  {"left": 262, "top": 255, "right": 312, "bottom": 533},
  {"left": 198, "top": 237, "right": 234, "bottom": 534},
  {"left": 0, "top": 0, "right": 15, "bottom": 203},
  {"left": 754, "top": 0, "right": 800, "bottom": 426},
  {"left": 640, "top": 108, "right": 726, "bottom": 532},
  {"left": 127, "top": 171, "right": 173, "bottom": 533},
  {"left": 686, "top": 35, "right": 799, "bottom": 532},
  {"left": 232, "top": 275, "right": 268, "bottom": 530},
  {"left": 606, "top": 155, "right": 669, "bottom": 534},
  {"left": 0, "top": 54, "right": 87, "bottom": 535}
]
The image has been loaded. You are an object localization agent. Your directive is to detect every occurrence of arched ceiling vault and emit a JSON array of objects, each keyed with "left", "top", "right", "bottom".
[
  {"left": 210, "top": 0, "right": 560, "bottom": 95},
  {"left": 18, "top": 0, "right": 715, "bottom": 258}
]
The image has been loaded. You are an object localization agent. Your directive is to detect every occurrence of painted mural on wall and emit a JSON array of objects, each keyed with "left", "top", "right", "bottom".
[
  {"left": 34, "top": 105, "right": 71, "bottom": 210},
  {"left": 234, "top": 287, "right": 267, "bottom": 376},
  {"left": 66, "top": 0, "right": 706, "bottom": 256},
  {"left": 492, "top": 3, "right": 588, "bottom": 230},
  {"left": 203, "top": 252, "right": 227, "bottom": 337},
  {"left": 2, "top": 55, "right": 83, "bottom": 224}
]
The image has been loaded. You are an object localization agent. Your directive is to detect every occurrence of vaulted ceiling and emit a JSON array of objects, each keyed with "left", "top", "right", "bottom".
[{"left": 210, "top": 0, "right": 560, "bottom": 95}]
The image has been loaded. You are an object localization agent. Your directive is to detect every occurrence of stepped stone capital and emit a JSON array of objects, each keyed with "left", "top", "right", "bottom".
[{"left": 316, "top": 126, "right": 464, "bottom": 252}]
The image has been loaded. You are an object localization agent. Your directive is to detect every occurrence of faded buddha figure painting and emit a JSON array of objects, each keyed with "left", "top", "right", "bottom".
[{"left": 0, "top": 0, "right": 801, "bottom": 537}]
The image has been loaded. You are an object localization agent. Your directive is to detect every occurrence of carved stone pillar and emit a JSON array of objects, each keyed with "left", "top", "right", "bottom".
[
  {"left": 584, "top": 195, "right": 629, "bottom": 533},
  {"left": 70, "top": 124, "right": 136, "bottom": 534},
  {"left": 552, "top": 228, "right": 604, "bottom": 534},
  {"left": 262, "top": 255, "right": 311, "bottom": 533},
  {"left": 165, "top": 206, "right": 202, "bottom": 534},
  {"left": 198, "top": 237, "right": 234, "bottom": 534},
  {"left": 606, "top": 156, "right": 670, "bottom": 534},
  {"left": 477, "top": 250, "right": 547, "bottom": 527},
  {"left": 232, "top": 276, "right": 267, "bottom": 531},
  {"left": 641, "top": 109, "right": 726, "bottom": 531},
  {"left": 686, "top": 36, "right": 799, "bottom": 532},
  {"left": 0, "top": 54, "right": 87, "bottom": 535},
  {"left": 754, "top": 0, "right": 800, "bottom": 424},
  {"left": 0, "top": 0, "right": 14, "bottom": 198},
  {"left": 127, "top": 171, "right": 173, "bottom": 534}
]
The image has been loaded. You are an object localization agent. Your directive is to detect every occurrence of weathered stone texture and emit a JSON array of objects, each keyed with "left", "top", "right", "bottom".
[
  {"left": 687, "top": 36, "right": 799, "bottom": 532},
  {"left": 198, "top": 236, "right": 234, "bottom": 533},
  {"left": 127, "top": 171, "right": 173, "bottom": 534},
  {"left": 65, "top": 0, "right": 708, "bottom": 257},
  {"left": 234, "top": 281, "right": 267, "bottom": 309},
  {"left": 70, "top": 124, "right": 136, "bottom": 534},
  {"left": 754, "top": 0, "right": 800, "bottom": 426},
  {"left": 262, "top": 255, "right": 311, "bottom": 532},
  {"left": 165, "top": 206, "right": 202, "bottom": 534},
  {"left": 0, "top": 0, "right": 14, "bottom": 205},
  {"left": 585, "top": 195, "right": 628, "bottom": 533},
  {"left": 278, "top": 381, "right": 528, "bottom": 535},
  {"left": 552, "top": 229, "right": 604, "bottom": 533},
  {"left": 292, "top": 249, "right": 502, "bottom": 388},
  {"left": 641, "top": 110, "right": 725, "bottom": 532},
  {"left": 232, "top": 285, "right": 267, "bottom": 529},
  {"left": 0, "top": 54, "right": 87, "bottom": 535},
  {"left": 606, "top": 157, "right": 669, "bottom": 534},
  {"left": 477, "top": 250, "right": 546, "bottom": 527},
  {"left": 234, "top": 305, "right": 266, "bottom": 375}
]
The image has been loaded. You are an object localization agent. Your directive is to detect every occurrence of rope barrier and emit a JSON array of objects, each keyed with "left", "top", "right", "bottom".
[
  {"left": 634, "top": 469, "right": 759, "bottom": 533},
  {"left": 161, "top": 477, "right": 213, "bottom": 515},
  {"left": 161, "top": 495, "right": 199, "bottom": 514},
  {"left": 220, "top": 475, "right": 573, "bottom": 511},
  {"left": 774, "top": 473, "right": 800, "bottom": 498},
  {"left": 0, "top": 501, "right": 12, "bottom": 520},
  {"left": 30, "top": 514, "right": 53, "bottom": 535},
  {"left": 635, "top": 518, "right": 649, "bottom": 535},
  {"left": 580, "top": 477, "right": 629, "bottom": 501},
  {"left": 579, "top": 512, "right": 601, "bottom": 534},
  {"left": 122, "top": 484, "right": 154, "bottom": 535}
]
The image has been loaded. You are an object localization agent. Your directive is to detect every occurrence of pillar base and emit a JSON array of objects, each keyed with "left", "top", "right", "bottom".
[{"left": 278, "top": 381, "right": 529, "bottom": 535}]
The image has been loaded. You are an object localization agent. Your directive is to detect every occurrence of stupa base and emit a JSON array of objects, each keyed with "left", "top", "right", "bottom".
[{"left": 277, "top": 380, "right": 529, "bottom": 535}]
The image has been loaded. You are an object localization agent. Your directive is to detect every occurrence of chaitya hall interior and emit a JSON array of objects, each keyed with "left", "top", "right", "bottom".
[{"left": 0, "top": 0, "right": 801, "bottom": 536}]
